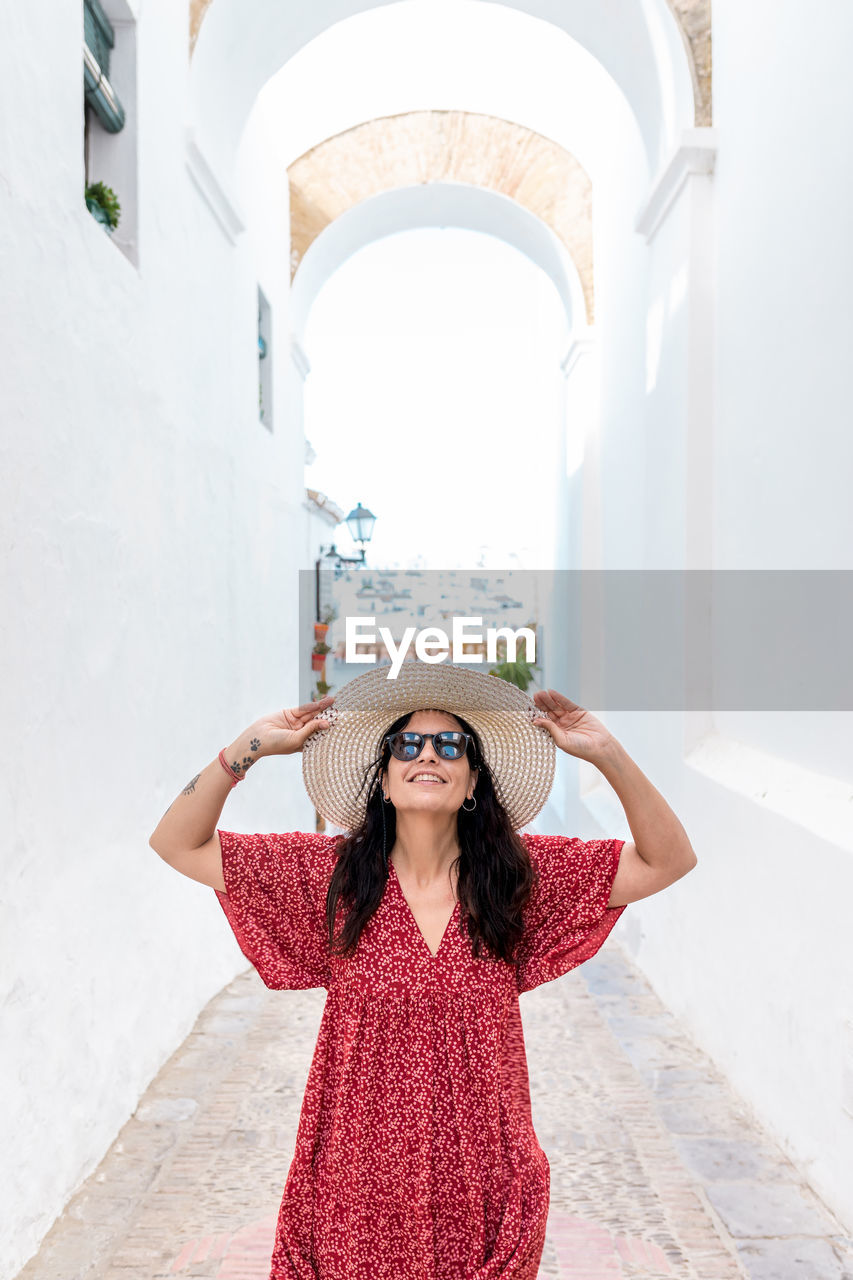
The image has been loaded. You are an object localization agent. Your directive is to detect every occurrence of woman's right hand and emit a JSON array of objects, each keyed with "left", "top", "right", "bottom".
[{"left": 250, "top": 695, "right": 335, "bottom": 757}]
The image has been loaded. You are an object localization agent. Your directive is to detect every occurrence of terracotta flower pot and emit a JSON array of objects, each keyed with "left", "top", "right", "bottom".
[
  {"left": 314, "top": 623, "right": 329, "bottom": 641},
  {"left": 311, "top": 652, "right": 326, "bottom": 671}
]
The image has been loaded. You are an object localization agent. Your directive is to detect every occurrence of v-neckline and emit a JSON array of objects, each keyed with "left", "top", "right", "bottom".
[{"left": 388, "top": 861, "right": 460, "bottom": 960}]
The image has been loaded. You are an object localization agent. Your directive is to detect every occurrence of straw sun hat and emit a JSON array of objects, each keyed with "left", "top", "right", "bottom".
[{"left": 301, "top": 660, "right": 556, "bottom": 833}]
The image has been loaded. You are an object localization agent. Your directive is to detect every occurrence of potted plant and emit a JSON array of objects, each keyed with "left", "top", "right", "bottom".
[
  {"left": 313, "top": 679, "right": 333, "bottom": 699},
  {"left": 85, "top": 181, "right": 121, "bottom": 232},
  {"left": 488, "top": 656, "right": 538, "bottom": 691},
  {"left": 314, "top": 604, "right": 337, "bottom": 642},
  {"left": 487, "top": 630, "right": 539, "bottom": 692},
  {"left": 311, "top": 640, "right": 331, "bottom": 671}
]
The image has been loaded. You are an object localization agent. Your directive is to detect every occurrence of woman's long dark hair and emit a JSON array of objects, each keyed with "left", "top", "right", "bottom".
[{"left": 325, "top": 710, "right": 537, "bottom": 963}]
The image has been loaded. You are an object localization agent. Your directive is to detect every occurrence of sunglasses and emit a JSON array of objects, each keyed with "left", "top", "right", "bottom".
[{"left": 384, "top": 731, "right": 474, "bottom": 762}]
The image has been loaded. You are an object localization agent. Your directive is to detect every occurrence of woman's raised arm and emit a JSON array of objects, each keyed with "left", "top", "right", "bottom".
[
  {"left": 531, "top": 688, "right": 697, "bottom": 907},
  {"left": 148, "top": 696, "right": 334, "bottom": 891}
]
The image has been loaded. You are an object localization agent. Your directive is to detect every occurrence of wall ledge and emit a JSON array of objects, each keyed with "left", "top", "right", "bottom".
[
  {"left": 185, "top": 131, "right": 245, "bottom": 243},
  {"left": 685, "top": 732, "right": 853, "bottom": 853},
  {"left": 635, "top": 128, "right": 717, "bottom": 243},
  {"left": 290, "top": 338, "right": 311, "bottom": 380},
  {"left": 560, "top": 329, "right": 597, "bottom": 380}
]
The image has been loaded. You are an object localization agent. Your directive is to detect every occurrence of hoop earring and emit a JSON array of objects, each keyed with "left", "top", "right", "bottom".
[
  {"left": 382, "top": 793, "right": 391, "bottom": 804},
  {"left": 462, "top": 795, "right": 477, "bottom": 812}
]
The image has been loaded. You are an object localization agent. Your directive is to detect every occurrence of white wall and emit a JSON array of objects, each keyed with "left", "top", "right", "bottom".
[
  {"left": 569, "top": 0, "right": 853, "bottom": 1232},
  {"left": 711, "top": 1, "right": 853, "bottom": 573},
  {"left": 0, "top": 6, "right": 312, "bottom": 1277}
]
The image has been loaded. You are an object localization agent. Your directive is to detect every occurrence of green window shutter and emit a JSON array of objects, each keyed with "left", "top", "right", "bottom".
[{"left": 83, "top": 0, "right": 125, "bottom": 133}]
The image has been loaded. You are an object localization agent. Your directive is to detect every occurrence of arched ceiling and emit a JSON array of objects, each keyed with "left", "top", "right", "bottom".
[
  {"left": 289, "top": 183, "right": 583, "bottom": 357},
  {"left": 189, "top": 0, "right": 710, "bottom": 127},
  {"left": 288, "top": 111, "right": 594, "bottom": 322}
]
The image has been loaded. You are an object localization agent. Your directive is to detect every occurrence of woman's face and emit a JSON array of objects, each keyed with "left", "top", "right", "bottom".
[{"left": 382, "top": 709, "right": 478, "bottom": 817}]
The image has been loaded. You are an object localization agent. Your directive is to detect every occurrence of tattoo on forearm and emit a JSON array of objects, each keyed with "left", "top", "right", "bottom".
[
  {"left": 182, "top": 773, "right": 201, "bottom": 795},
  {"left": 229, "top": 737, "right": 263, "bottom": 779}
]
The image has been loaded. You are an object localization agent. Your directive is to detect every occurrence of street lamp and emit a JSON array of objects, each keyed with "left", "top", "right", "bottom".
[
  {"left": 315, "top": 502, "right": 378, "bottom": 619},
  {"left": 322, "top": 502, "right": 377, "bottom": 571},
  {"left": 345, "top": 501, "right": 377, "bottom": 549}
]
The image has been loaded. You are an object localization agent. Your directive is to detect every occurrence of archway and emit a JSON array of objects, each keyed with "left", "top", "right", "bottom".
[
  {"left": 187, "top": 0, "right": 717, "bottom": 583},
  {"left": 288, "top": 110, "right": 594, "bottom": 348},
  {"left": 290, "top": 182, "right": 587, "bottom": 356},
  {"left": 189, "top": 0, "right": 708, "bottom": 176}
]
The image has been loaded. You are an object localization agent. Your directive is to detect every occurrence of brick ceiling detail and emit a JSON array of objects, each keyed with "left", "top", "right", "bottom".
[
  {"left": 666, "top": 0, "right": 712, "bottom": 125},
  {"left": 289, "top": 111, "right": 595, "bottom": 322},
  {"left": 189, "top": 0, "right": 214, "bottom": 54}
]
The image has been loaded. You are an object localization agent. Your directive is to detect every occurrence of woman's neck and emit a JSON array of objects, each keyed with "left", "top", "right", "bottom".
[{"left": 390, "top": 812, "right": 460, "bottom": 889}]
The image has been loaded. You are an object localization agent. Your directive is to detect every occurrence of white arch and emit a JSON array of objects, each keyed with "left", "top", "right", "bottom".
[
  {"left": 289, "top": 183, "right": 588, "bottom": 356},
  {"left": 191, "top": 0, "right": 695, "bottom": 183}
]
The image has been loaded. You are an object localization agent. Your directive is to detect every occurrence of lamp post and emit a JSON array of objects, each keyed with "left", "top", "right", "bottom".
[
  {"left": 310, "top": 503, "right": 377, "bottom": 833},
  {"left": 314, "top": 501, "right": 378, "bottom": 621},
  {"left": 320, "top": 503, "right": 378, "bottom": 570}
]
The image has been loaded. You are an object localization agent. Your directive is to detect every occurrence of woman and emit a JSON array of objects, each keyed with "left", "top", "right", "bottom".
[{"left": 149, "top": 660, "right": 697, "bottom": 1279}]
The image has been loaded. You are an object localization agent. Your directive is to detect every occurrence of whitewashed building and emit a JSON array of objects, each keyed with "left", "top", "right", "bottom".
[{"left": 1, "top": 1, "right": 852, "bottom": 1274}]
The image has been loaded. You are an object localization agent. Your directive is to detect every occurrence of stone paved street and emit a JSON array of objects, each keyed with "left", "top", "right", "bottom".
[{"left": 16, "top": 941, "right": 853, "bottom": 1280}]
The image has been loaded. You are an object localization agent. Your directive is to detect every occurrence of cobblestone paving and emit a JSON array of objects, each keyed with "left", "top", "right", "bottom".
[{"left": 16, "top": 941, "right": 853, "bottom": 1280}]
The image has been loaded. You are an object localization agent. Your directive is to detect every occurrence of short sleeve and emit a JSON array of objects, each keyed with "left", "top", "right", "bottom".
[
  {"left": 214, "top": 830, "right": 338, "bottom": 991},
  {"left": 514, "top": 833, "right": 627, "bottom": 994}
]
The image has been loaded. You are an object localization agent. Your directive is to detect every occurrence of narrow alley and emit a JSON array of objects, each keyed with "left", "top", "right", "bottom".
[
  {"left": 4, "top": 3, "right": 853, "bottom": 1277},
  {"left": 17, "top": 940, "right": 851, "bottom": 1280}
]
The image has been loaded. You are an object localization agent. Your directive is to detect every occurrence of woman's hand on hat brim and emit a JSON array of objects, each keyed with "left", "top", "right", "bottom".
[
  {"left": 531, "top": 689, "right": 616, "bottom": 765},
  {"left": 249, "top": 695, "right": 335, "bottom": 756}
]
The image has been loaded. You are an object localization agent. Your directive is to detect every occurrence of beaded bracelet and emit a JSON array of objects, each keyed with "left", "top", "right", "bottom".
[{"left": 218, "top": 749, "right": 243, "bottom": 787}]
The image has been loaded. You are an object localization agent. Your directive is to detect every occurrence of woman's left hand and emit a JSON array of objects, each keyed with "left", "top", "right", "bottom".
[{"left": 531, "top": 689, "right": 616, "bottom": 764}]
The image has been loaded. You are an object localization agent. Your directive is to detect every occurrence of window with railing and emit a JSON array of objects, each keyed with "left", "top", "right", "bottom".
[
  {"left": 84, "top": 0, "right": 126, "bottom": 137},
  {"left": 82, "top": 0, "right": 138, "bottom": 264}
]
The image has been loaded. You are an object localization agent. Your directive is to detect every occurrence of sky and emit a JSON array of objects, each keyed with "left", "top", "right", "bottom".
[{"left": 303, "top": 226, "right": 569, "bottom": 571}]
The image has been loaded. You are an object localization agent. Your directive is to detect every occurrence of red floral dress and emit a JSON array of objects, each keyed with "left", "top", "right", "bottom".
[{"left": 214, "top": 830, "right": 626, "bottom": 1280}]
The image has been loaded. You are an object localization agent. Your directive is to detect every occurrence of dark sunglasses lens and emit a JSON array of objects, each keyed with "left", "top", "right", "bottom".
[
  {"left": 389, "top": 732, "right": 424, "bottom": 759},
  {"left": 387, "top": 732, "right": 469, "bottom": 760}
]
